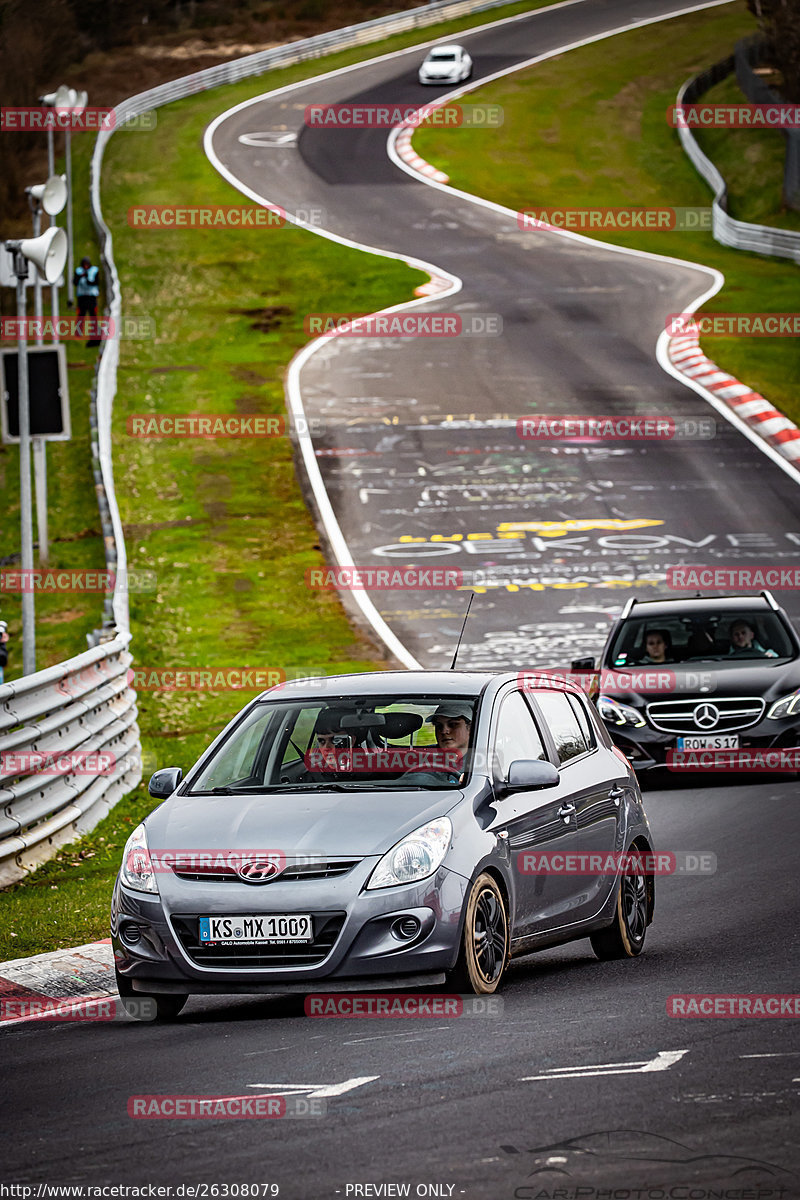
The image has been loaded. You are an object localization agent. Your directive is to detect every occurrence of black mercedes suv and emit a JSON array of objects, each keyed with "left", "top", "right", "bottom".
[{"left": 574, "top": 593, "right": 800, "bottom": 771}]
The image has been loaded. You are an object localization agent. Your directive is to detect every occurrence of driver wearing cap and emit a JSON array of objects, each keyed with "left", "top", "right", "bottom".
[{"left": 402, "top": 701, "right": 473, "bottom": 785}]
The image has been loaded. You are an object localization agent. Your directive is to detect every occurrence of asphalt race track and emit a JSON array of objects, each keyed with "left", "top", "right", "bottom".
[
  {"left": 208, "top": 0, "right": 800, "bottom": 673},
  {"left": 4, "top": 1, "right": 800, "bottom": 1195},
  {"left": 4, "top": 776, "right": 800, "bottom": 1193}
]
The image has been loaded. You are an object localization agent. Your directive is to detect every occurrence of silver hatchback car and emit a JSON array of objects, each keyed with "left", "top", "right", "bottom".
[{"left": 112, "top": 671, "right": 655, "bottom": 1019}]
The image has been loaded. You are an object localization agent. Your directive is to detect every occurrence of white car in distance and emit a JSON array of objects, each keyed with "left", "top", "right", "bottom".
[{"left": 418, "top": 44, "right": 473, "bottom": 85}]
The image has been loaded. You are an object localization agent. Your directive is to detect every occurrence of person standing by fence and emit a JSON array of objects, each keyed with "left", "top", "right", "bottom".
[
  {"left": 74, "top": 256, "right": 101, "bottom": 346},
  {"left": 0, "top": 620, "right": 9, "bottom": 685}
]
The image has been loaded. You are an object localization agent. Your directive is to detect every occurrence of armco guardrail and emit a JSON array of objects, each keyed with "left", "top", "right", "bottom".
[
  {"left": 676, "top": 65, "right": 800, "bottom": 264},
  {"left": 0, "top": 636, "right": 141, "bottom": 887}
]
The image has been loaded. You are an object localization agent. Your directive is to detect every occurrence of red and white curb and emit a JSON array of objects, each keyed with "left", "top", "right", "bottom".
[
  {"left": 414, "top": 272, "right": 453, "bottom": 297},
  {"left": 668, "top": 332, "right": 800, "bottom": 463},
  {"left": 394, "top": 126, "right": 452, "bottom": 296},
  {"left": 0, "top": 939, "right": 117, "bottom": 1026},
  {"left": 395, "top": 126, "right": 449, "bottom": 184}
]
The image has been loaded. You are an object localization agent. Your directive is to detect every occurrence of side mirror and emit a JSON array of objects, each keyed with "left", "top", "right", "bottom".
[
  {"left": 503, "top": 759, "right": 560, "bottom": 793},
  {"left": 148, "top": 767, "right": 183, "bottom": 799},
  {"left": 571, "top": 656, "right": 596, "bottom": 671}
]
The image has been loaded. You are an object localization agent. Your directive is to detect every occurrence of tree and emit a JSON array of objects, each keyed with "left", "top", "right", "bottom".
[{"left": 747, "top": 0, "right": 800, "bottom": 100}]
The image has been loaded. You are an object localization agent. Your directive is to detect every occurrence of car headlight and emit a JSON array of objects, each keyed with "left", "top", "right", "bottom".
[
  {"left": 366, "top": 817, "right": 452, "bottom": 890},
  {"left": 120, "top": 823, "right": 159, "bottom": 893},
  {"left": 598, "top": 695, "right": 646, "bottom": 728},
  {"left": 767, "top": 689, "right": 800, "bottom": 720}
]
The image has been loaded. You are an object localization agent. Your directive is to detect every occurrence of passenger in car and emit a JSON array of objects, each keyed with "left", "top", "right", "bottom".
[{"left": 727, "top": 620, "right": 778, "bottom": 658}]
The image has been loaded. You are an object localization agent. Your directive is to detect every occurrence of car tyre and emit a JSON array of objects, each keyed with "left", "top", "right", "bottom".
[
  {"left": 590, "top": 852, "right": 649, "bottom": 960},
  {"left": 449, "top": 872, "right": 509, "bottom": 994},
  {"left": 115, "top": 968, "right": 188, "bottom": 1022}
]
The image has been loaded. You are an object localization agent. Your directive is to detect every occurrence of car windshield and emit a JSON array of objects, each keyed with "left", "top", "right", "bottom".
[
  {"left": 607, "top": 611, "right": 797, "bottom": 665},
  {"left": 188, "top": 694, "right": 478, "bottom": 793},
  {"left": 429, "top": 51, "right": 457, "bottom": 60}
]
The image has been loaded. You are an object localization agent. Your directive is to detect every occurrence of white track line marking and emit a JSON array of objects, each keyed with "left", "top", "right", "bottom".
[{"left": 521, "top": 1049, "right": 689, "bottom": 1080}]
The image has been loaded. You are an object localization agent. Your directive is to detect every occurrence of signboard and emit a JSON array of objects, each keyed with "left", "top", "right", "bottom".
[{"left": 0, "top": 345, "right": 71, "bottom": 443}]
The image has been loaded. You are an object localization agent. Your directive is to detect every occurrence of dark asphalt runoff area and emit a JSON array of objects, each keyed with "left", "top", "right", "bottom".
[{"left": 4, "top": 1, "right": 799, "bottom": 1196}]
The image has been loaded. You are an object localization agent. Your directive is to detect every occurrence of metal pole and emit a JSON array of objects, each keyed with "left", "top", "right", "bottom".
[
  {"left": 47, "top": 128, "right": 59, "bottom": 322},
  {"left": 32, "top": 442, "right": 48, "bottom": 566},
  {"left": 31, "top": 206, "right": 43, "bottom": 335},
  {"left": 29, "top": 204, "right": 49, "bottom": 565},
  {"left": 46, "top": 128, "right": 55, "bottom": 194},
  {"left": 16, "top": 266, "right": 36, "bottom": 675},
  {"left": 65, "top": 128, "right": 74, "bottom": 306}
]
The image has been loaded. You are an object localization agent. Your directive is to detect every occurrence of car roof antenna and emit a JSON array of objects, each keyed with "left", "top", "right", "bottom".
[{"left": 450, "top": 592, "right": 475, "bottom": 670}]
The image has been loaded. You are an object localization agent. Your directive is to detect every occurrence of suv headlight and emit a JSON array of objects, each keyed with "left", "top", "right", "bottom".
[
  {"left": 598, "top": 695, "right": 646, "bottom": 728},
  {"left": 120, "top": 823, "right": 159, "bottom": 893},
  {"left": 767, "top": 690, "right": 800, "bottom": 720},
  {"left": 366, "top": 817, "right": 452, "bottom": 890}
]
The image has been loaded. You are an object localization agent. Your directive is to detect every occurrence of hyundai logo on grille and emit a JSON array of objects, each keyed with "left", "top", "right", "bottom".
[
  {"left": 236, "top": 859, "right": 282, "bottom": 882},
  {"left": 693, "top": 702, "right": 721, "bottom": 730}
]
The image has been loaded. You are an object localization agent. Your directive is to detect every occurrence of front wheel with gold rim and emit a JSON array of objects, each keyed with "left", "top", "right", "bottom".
[{"left": 449, "top": 872, "right": 509, "bottom": 994}]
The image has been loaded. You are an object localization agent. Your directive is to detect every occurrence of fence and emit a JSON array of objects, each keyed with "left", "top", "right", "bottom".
[
  {"left": 676, "top": 57, "right": 800, "bottom": 263},
  {"left": 0, "top": 637, "right": 140, "bottom": 887}
]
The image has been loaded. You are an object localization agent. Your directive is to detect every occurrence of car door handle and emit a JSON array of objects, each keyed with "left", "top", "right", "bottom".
[
  {"left": 557, "top": 803, "right": 576, "bottom": 821},
  {"left": 608, "top": 787, "right": 625, "bottom": 806}
]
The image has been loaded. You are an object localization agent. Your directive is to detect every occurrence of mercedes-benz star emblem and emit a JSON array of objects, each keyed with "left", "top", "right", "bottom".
[
  {"left": 693, "top": 702, "right": 720, "bottom": 730},
  {"left": 236, "top": 859, "right": 282, "bottom": 883}
]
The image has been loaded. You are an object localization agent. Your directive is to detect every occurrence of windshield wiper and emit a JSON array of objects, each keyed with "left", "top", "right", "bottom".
[{"left": 190, "top": 785, "right": 282, "bottom": 795}]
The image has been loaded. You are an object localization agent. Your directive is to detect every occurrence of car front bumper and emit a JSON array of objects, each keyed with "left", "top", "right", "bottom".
[
  {"left": 604, "top": 714, "right": 800, "bottom": 771},
  {"left": 111, "top": 862, "right": 468, "bottom": 994}
]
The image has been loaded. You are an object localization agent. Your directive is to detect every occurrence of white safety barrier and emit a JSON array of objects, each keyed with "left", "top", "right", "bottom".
[
  {"left": 0, "top": 636, "right": 140, "bottom": 887},
  {"left": 676, "top": 70, "right": 800, "bottom": 264}
]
